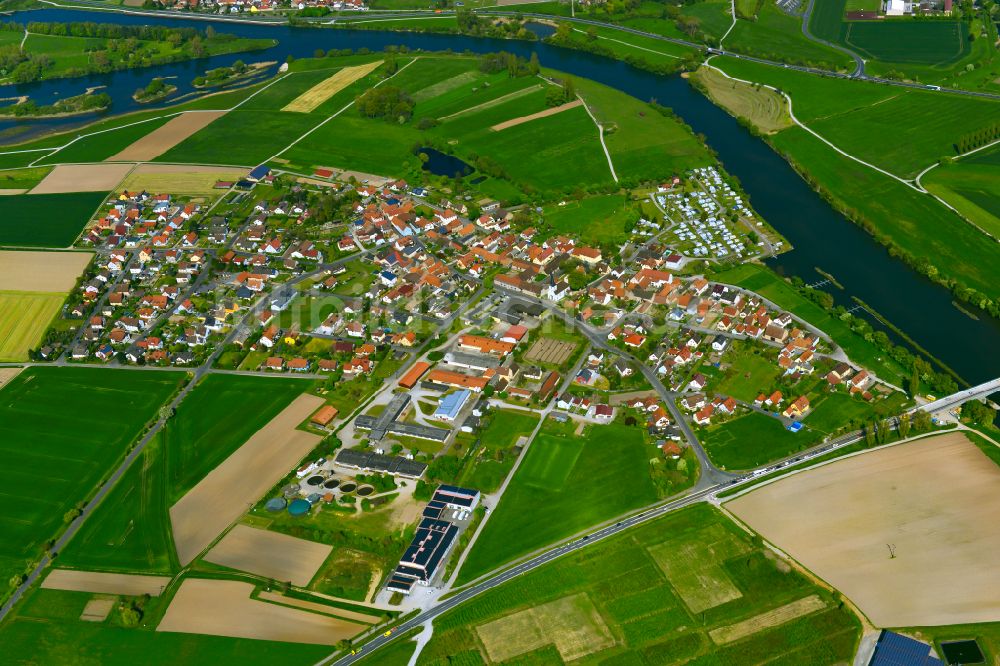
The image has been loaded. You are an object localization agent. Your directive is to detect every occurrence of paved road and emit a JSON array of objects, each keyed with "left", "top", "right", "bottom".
[{"left": 798, "top": 0, "right": 864, "bottom": 77}]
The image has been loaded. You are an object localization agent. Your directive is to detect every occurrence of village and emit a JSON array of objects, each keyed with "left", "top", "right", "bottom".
[{"left": 16, "top": 158, "right": 912, "bottom": 603}]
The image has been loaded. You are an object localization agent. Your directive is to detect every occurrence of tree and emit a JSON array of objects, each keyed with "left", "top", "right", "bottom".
[
  {"left": 908, "top": 366, "right": 920, "bottom": 396},
  {"left": 898, "top": 413, "right": 910, "bottom": 440},
  {"left": 962, "top": 399, "right": 996, "bottom": 427},
  {"left": 912, "top": 410, "right": 932, "bottom": 433},
  {"left": 528, "top": 51, "right": 540, "bottom": 75},
  {"left": 336, "top": 639, "right": 353, "bottom": 653},
  {"left": 864, "top": 420, "right": 876, "bottom": 447}
]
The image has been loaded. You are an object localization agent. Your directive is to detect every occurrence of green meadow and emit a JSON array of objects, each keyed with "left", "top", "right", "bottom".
[
  {"left": 715, "top": 57, "right": 1000, "bottom": 178},
  {"left": 456, "top": 420, "right": 659, "bottom": 585},
  {"left": 726, "top": 2, "right": 853, "bottom": 69},
  {"left": 770, "top": 126, "right": 1000, "bottom": 299},
  {"left": 923, "top": 160, "right": 1000, "bottom": 239},
  {"left": 699, "top": 411, "right": 822, "bottom": 470},
  {"left": 418, "top": 504, "right": 860, "bottom": 666},
  {"left": 38, "top": 115, "right": 176, "bottom": 165},
  {"left": 573, "top": 76, "right": 714, "bottom": 184},
  {"left": 0, "top": 192, "right": 107, "bottom": 248},
  {"left": 0, "top": 367, "right": 184, "bottom": 603},
  {"left": 541, "top": 194, "right": 636, "bottom": 245},
  {"left": 840, "top": 19, "right": 969, "bottom": 66}
]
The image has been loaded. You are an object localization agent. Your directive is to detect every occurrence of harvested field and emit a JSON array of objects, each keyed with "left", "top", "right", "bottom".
[
  {"left": 169, "top": 393, "right": 323, "bottom": 565},
  {"left": 439, "top": 84, "right": 541, "bottom": 120},
  {"left": 205, "top": 524, "right": 332, "bottom": 587},
  {"left": 118, "top": 164, "right": 244, "bottom": 195},
  {"left": 647, "top": 523, "right": 749, "bottom": 614},
  {"left": 491, "top": 99, "right": 583, "bottom": 131},
  {"left": 0, "top": 250, "right": 91, "bottom": 292},
  {"left": 107, "top": 111, "right": 227, "bottom": 162},
  {"left": 709, "top": 594, "right": 826, "bottom": 644},
  {"left": 41, "top": 569, "right": 170, "bottom": 596},
  {"left": 157, "top": 578, "right": 366, "bottom": 645},
  {"left": 0, "top": 291, "right": 66, "bottom": 362},
  {"left": 475, "top": 593, "right": 614, "bottom": 663},
  {"left": 283, "top": 61, "right": 382, "bottom": 113},
  {"left": 0, "top": 366, "right": 24, "bottom": 389},
  {"left": 29, "top": 163, "right": 133, "bottom": 194},
  {"left": 80, "top": 597, "right": 115, "bottom": 622},
  {"left": 727, "top": 433, "right": 1000, "bottom": 626},
  {"left": 256, "top": 591, "right": 379, "bottom": 624},
  {"left": 523, "top": 337, "right": 577, "bottom": 365}
]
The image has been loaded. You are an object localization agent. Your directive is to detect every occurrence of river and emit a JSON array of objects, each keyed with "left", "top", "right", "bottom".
[{"left": 3, "top": 7, "right": 1000, "bottom": 386}]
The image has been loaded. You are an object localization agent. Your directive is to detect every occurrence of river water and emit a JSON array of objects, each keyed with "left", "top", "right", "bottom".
[{"left": 4, "top": 8, "right": 999, "bottom": 385}]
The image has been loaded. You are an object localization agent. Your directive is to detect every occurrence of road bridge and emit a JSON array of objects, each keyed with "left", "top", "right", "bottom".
[{"left": 917, "top": 377, "right": 1000, "bottom": 415}]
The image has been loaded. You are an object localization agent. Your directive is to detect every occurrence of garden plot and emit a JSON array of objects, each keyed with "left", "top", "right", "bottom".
[
  {"left": 523, "top": 337, "right": 577, "bottom": 365},
  {"left": 475, "top": 593, "right": 614, "bottom": 662},
  {"left": 727, "top": 432, "right": 1000, "bottom": 626}
]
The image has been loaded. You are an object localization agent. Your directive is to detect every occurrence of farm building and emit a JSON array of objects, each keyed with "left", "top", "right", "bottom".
[
  {"left": 434, "top": 485, "right": 480, "bottom": 511},
  {"left": 386, "top": 518, "right": 459, "bottom": 594},
  {"left": 310, "top": 405, "right": 338, "bottom": 428},
  {"left": 867, "top": 631, "right": 942, "bottom": 666},
  {"left": 334, "top": 449, "right": 427, "bottom": 478},
  {"left": 434, "top": 390, "right": 471, "bottom": 422},
  {"left": 398, "top": 361, "right": 430, "bottom": 389}
]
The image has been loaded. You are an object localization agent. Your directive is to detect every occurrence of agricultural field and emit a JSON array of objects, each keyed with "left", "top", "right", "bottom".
[
  {"left": 116, "top": 164, "right": 244, "bottom": 195},
  {"left": 156, "top": 109, "right": 319, "bottom": 166},
  {"left": 725, "top": 1, "right": 853, "bottom": 70},
  {"left": 106, "top": 112, "right": 228, "bottom": 162},
  {"left": 57, "top": 374, "right": 311, "bottom": 574},
  {"left": 0, "top": 291, "right": 66, "bottom": 362},
  {"left": 455, "top": 420, "right": 660, "bottom": 585},
  {"left": 0, "top": 192, "right": 107, "bottom": 247},
  {"left": 282, "top": 61, "right": 383, "bottom": 113},
  {"left": 698, "top": 412, "right": 823, "bottom": 470},
  {"left": 0, "top": 367, "right": 184, "bottom": 603},
  {"left": 0, "top": 166, "right": 52, "bottom": 191},
  {"left": 923, "top": 160, "right": 1000, "bottom": 239},
  {"left": 727, "top": 432, "right": 1000, "bottom": 626},
  {"left": 30, "top": 163, "right": 134, "bottom": 195},
  {"left": 38, "top": 115, "right": 177, "bottom": 164},
  {"left": 418, "top": 503, "right": 860, "bottom": 665},
  {"left": 0, "top": 585, "right": 329, "bottom": 666},
  {"left": 691, "top": 66, "right": 792, "bottom": 134},
  {"left": 840, "top": 20, "right": 969, "bottom": 66}
]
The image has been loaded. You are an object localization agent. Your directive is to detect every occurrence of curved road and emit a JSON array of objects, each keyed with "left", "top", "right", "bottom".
[{"left": 798, "top": 0, "right": 865, "bottom": 77}]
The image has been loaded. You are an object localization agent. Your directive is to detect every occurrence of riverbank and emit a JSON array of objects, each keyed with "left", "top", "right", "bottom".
[{"left": 0, "top": 90, "right": 110, "bottom": 118}]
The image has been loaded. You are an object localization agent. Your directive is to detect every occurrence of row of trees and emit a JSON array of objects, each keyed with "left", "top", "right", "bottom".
[{"left": 954, "top": 121, "right": 1000, "bottom": 154}]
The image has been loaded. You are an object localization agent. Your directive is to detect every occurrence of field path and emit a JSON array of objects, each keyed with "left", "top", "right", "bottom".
[
  {"left": 490, "top": 99, "right": 582, "bottom": 131},
  {"left": 577, "top": 97, "right": 618, "bottom": 183}
]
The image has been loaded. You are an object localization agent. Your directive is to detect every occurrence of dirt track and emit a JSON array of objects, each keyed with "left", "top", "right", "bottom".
[
  {"left": 106, "top": 111, "right": 227, "bottom": 162},
  {"left": 727, "top": 433, "right": 1000, "bottom": 626},
  {"left": 0, "top": 250, "right": 92, "bottom": 292},
  {"left": 157, "top": 578, "right": 366, "bottom": 645},
  {"left": 169, "top": 393, "right": 323, "bottom": 565},
  {"left": 256, "top": 591, "right": 379, "bottom": 624},
  {"left": 490, "top": 99, "right": 582, "bottom": 131},
  {"left": 41, "top": 569, "right": 170, "bottom": 596},
  {"left": 205, "top": 524, "right": 332, "bottom": 587},
  {"left": 30, "top": 163, "right": 134, "bottom": 194}
]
